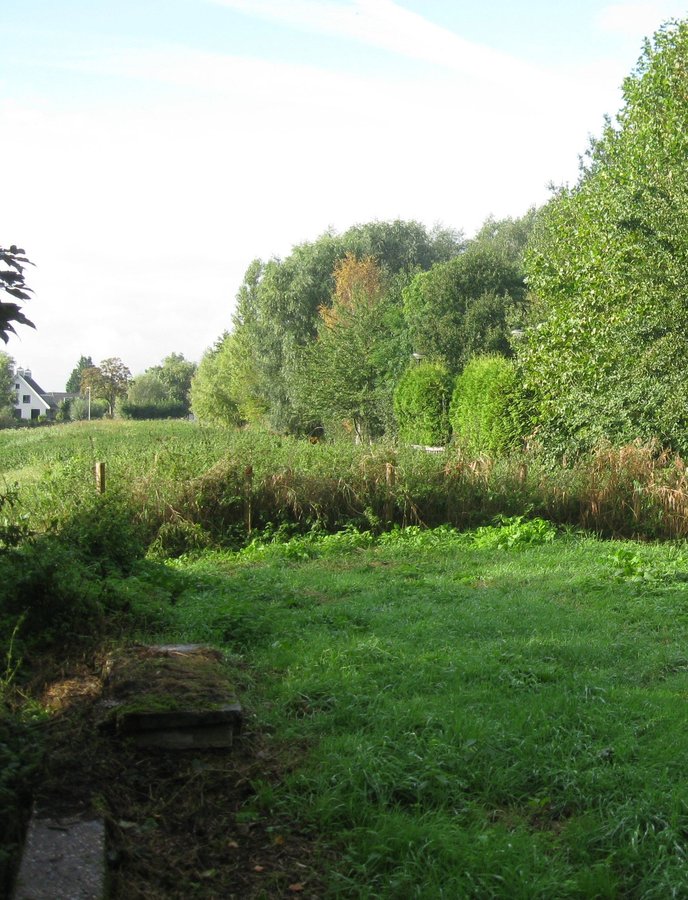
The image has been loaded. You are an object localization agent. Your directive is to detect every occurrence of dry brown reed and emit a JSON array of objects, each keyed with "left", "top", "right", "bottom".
[{"left": 127, "top": 440, "right": 688, "bottom": 550}]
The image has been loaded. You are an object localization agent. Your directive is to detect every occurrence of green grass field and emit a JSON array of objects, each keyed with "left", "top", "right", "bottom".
[
  {"left": 4, "top": 421, "right": 688, "bottom": 895},
  {"left": 134, "top": 524, "right": 688, "bottom": 898}
]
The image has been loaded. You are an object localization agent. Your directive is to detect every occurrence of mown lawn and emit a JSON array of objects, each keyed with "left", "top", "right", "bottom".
[{"left": 135, "top": 524, "right": 688, "bottom": 898}]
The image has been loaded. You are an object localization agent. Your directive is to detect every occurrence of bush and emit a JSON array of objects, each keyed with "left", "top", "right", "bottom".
[
  {"left": 148, "top": 520, "right": 213, "bottom": 559},
  {"left": 0, "top": 495, "right": 147, "bottom": 649},
  {"left": 393, "top": 361, "right": 452, "bottom": 446},
  {"left": 119, "top": 400, "right": 189, "bottom": 420},
  {"left": 450, "top": 355, "right": 521, "bottom": 456},
  {"left": 70, "top": 397, "right": 108, "bottom": 420}
]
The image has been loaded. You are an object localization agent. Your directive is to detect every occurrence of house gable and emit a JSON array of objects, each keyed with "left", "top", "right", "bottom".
[{"left": 13, "top": 369, "right": 55, "bottom": 421}]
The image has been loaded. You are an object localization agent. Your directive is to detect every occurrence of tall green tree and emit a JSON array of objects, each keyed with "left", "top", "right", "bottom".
[
  {"left": 520, "top": 19, "right": 688, "bottom": 458},
  {"left": 156, "top": 353, "right": 196, "bottom": 405},
  {"left": 292, "top": 254, "right": 407, "bottom": 442},
  {"left": 81, "top": 358, "right": 132, "bottom": 417},
  {"left": 66, "top": 355, "right": 94, "bottom": 393},
  {"left": 0, "top": 352, "right": 15, "bottom": 419},
  {"left": 402, "top": 212, "right": 534, "bottom": 373},
  {"left": 189, "top": 334, "right": 242, "bottom": 426}
]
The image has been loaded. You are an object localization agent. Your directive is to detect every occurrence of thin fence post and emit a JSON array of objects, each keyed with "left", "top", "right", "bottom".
[
  {"left": 384, "top": 462, "right": 395, "bottom": 524},
  {"left": 244, "top": 465, "right": 254, "bottom": 536},
  {"left": 95, "top": 461, "right": 106, "bottom": 495}
]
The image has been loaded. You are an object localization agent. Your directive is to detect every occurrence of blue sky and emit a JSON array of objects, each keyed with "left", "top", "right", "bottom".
[{"left": 2, "top": 0, "right": 685, "bottom": 389}]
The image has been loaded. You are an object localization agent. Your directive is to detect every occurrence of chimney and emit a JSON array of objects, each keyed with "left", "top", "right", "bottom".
[{"left": 24, "top": 369, "right": 31, "bottom": 379}]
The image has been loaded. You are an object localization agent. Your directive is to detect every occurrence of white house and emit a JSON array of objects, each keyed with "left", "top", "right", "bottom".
[{"left": 12, "top": 369, "right": 76, "bottom": 421}]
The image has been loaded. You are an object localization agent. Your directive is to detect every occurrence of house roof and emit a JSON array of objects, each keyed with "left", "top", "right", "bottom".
[
  {"left": 44, "top": 392, "right": 79, "bottom": 406},
  {"left": 15, "top": 372, "right": 78, "bottom": 410}
]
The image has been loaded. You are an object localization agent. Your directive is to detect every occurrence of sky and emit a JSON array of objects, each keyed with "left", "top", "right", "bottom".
[{"left": 2, "top": 0, "right": 686, "bottom": 390}]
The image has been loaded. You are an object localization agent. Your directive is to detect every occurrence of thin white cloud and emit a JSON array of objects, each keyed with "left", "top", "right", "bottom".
[
  {"left": 596, "top": 1, "right": 684, "bottom": 38},
  {"left": 210, "top": 0, "right": 543, "bottom": 87}
]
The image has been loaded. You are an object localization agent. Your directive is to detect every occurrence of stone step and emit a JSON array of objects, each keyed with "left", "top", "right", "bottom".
[{"left": 12, "top": 810, "right": 105, "bottom": 900}]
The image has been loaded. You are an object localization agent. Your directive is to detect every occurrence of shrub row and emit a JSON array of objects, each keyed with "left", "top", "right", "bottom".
[{"left": 393, "top": 355, "right": 524, "bottom": 454}]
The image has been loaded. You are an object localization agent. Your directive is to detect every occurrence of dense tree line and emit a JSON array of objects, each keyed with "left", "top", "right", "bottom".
[
  {"left": 191, "top": 216, "right": 532, "bottom": 441},
  {"left": 10, "top": 18, "right": 686, "bottom": 457},
  {"left": 191, "top": 19, "right": 688, "bottom": 460}
]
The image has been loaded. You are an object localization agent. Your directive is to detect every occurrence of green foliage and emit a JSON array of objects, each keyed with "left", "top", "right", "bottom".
[
  {"left": 291, "top": 256, "right": 410, "bottom": 442},
  {"left": 393, "top": 360, "right": 452, "bottom": 445},
  {"left": 450, "top": 355, "right": 521, "bottom": 456},
  {"left": 0, "top": 495, "right": 147, "bottom": 649},
  {"left": 189, "top": 333, "right": 243, "bottom": 426},
  {"left": 0, "top": 352, "right": 14, "bottom": 418},
  {"left": 65, "top": 355, "right": 94, "bottom": 393},
  {"left": 148, "top": 520, "right": 213, "bottom": 559},
  {"left": 228, "top": 221, "right": 462, "bottom": 431},
  {"left": 119, "top": 399, "right": 188, "bottom": 420},
  {"left": 0, "top": 246, "right": 35, "bottom": 344},
  {"left": 521, "top": 20, "right": 688, "bottom": 459},
  {"left": 471, "top": 514, "right": 557, "bottom": 549},
  {"left": 123, "top": 371, "right": 168, "bottom": 406},
  {"left": 152, "top": 353, "right": 196, "bottom": 407},
  {"left": 402, "top": 212, "right": 533, "bottom": 373},
  {"left": 124, "top": 353, "right": 196, "bottom": 420},
  {"left": 69, "top": 396, "right": 108, "bottom": 420},
  {"left": 0, "top": 485, "right": 30, "bottom": 552}
]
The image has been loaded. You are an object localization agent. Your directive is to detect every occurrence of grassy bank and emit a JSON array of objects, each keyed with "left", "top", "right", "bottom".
[
  {"left": 3, "top": 420, "right": 688, "bottom": 542},
  {"left": 125, "top": 524, "right": 688, "bottom": 896},
  {"left": 4, "top": 421, "right": 688, "bottom": 894}
]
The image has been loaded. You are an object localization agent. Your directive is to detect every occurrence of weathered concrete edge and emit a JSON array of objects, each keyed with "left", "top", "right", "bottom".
[{"left": 12, "top": 810, "right": 106, "bottom": 900}]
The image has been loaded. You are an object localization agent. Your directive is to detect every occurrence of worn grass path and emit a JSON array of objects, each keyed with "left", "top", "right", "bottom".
[{"left": 130, "top": 525, "right": 688, "bottom": 898}]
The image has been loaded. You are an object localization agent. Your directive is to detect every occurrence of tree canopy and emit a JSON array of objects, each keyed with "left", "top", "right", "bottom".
[
  {"left": 66, "top": 356, "right": 94, "bottom": 393},
  {"left": 222, "top": 220, "right": 463, "bottom": 431},
  {"left": 520, "top": 20, "right": 688, "bottom": 458},
  {"left": 402, "top": 211, "right": 534, "bottom": 373},
  {"left": 81, "top": 358, "right": 132, "bottom": 417}
]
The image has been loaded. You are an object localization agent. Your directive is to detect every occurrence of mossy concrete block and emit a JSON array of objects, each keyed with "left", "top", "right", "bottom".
[
  {"left": 12, "top": 812, "right": 105, "bottom": 900},
  {"left": 100, "top": 644, "right": 243, "bottom": 749},
  {"left": 118, "top": 702, "right": 243, "bottom": 734},
  {"left": 130, "top": 720, "right": 241, "bottom": 749}
]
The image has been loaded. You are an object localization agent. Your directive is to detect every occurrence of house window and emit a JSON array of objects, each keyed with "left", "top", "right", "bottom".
[
  {"left": 14, "top": 383, "right": 19, "bottom": 390},
  {"left": 22, "top": 395, "right": 31, "bottom": 404},
  {"left": 30, "top": 409, "right": 40, "bottom": 420}
]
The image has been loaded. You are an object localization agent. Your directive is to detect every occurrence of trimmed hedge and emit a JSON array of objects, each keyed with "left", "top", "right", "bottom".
[
  {"left": 119, "top": 400, "right": 189, "bottom": 420},
  {"left": 393, "top": 361, "right": 452, "bottom": 446},
  {"left": 450, "top": 355, "right": 520, "bottom": 456}
]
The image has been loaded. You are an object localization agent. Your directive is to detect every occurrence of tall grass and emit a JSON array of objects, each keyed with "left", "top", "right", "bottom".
[{"left": 3, "top": 422, "right": 688, "bottom": 546}]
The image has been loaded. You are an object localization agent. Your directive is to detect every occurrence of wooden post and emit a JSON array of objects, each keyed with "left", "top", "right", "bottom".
[
  {"left": 95, "top": 461, "right": 106, "bottom": 495},
  {"left": 384, "top": 462, "right": 395, "bottom": 524},
  {"left": 244, "top": 465, "right": 253, "bottom": 536}
]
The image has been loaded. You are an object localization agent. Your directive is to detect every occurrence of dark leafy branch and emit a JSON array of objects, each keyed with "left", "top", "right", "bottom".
[{"left": 0, "top": 245, "right": 35, "bottom": 343}]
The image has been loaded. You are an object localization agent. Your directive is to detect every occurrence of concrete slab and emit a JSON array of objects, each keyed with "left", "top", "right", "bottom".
[
  {"left": 12, "top": 812, "right": 105, "bottom": 900},
  {"left": 100, "top": 644, "right": 243, "bottom": 750}
]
